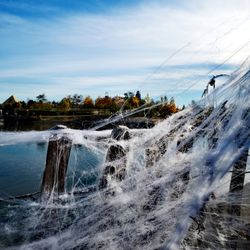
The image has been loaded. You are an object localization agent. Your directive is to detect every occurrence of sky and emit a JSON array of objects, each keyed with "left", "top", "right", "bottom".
[{"left": 0, "top": 0, "right": 250, "bottom": 105}]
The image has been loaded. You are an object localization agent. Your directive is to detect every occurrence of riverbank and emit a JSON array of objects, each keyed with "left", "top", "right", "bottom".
[{"left": 0, "top": 115, "right": 161, "bottom": 131}]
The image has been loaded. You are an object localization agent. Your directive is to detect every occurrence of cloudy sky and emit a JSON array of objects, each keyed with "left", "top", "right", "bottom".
[{"left": 0, "top": 0, "right": 250, "bottom": 105}]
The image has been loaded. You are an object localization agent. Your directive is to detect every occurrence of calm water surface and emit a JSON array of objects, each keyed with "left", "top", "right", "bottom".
[
  {"left": 0, "top": 120, "right": 104, "bottom": 198},
  {"left": 0, "top": 141, "right": 102, "bottom": 198}
]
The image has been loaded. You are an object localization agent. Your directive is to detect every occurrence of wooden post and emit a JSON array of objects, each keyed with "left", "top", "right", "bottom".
[
  {"left": 99, "top": 126, "right": 129, "bottom": 190},
  {"left": 41, "top": 134, "right": 72, "bottom": 197}
]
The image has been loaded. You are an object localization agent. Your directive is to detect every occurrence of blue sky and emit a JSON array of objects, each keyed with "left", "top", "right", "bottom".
[{"left": 0, "top": 0, "right": 250, "bottom": 105}]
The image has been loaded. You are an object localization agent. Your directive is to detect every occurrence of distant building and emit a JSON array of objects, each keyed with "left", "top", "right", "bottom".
[{"left": 2, "top": 95, "right": 19, "bottom": 108}]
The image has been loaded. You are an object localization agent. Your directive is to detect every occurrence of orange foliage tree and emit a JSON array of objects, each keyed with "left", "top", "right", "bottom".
[
  {"left": 130, "top": 96, "right": 140, "bottom": 108},
  {"left": 159, "top": 97, "right": 177, "bottom": 118},
  {"left": 83, "top": 96, "right": 94, "bottom": 108},
  {"left": 95, "top": 96, "right": 113, "bottom": 109}
]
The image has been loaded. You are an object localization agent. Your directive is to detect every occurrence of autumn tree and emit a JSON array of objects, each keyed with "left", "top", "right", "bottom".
[
  {"left": 159, "top": 97, "right": 177, "bottom": 118},
  {"left": 95, "top": 96, "right": 113, "bottom": 109},
  {"left": 168, "top": 97, "right": 177, "bottom": 113},
  {"left": 83, "top": 96, "right": 94, "bottom": 108},
  {"left": 123, "top": 92, "right": 141, "bottom": 109},
  {"left": 130, "top": 96, "right": 140, "bottom": 108},
  {"left": 59, "top": 98, "right": 71, "bottom": 111}
]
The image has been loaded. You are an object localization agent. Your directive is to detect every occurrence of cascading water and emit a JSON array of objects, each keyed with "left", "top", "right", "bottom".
[{"left": 0, "top": 58, "right": 250, "bottom": 249}]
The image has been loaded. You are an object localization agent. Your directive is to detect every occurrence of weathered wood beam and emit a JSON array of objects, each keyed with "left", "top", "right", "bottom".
[
  {"left": 41, "top": 133, "right": 72, "bottom": 197},
  {"left": 99, "top": 126, "right": 129, "bottom": 190}
]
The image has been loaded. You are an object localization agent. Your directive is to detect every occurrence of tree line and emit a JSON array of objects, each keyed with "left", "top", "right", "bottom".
[{"left": 3, "top": 91, "right": 182, "bottom": 118}]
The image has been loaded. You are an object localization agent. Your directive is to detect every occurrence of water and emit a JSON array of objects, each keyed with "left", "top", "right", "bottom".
[
  {"left": 0, "top": 143, "right": 46, "bottom": 197},
  {"left": 0, "top": 142, "right": 102, "bottom": 198},
  {"left": 0, "top": 117, "right": 83, "bottom": 132},
  {"left": 0, "top": 58, "right": 249, "bottom": 249}
]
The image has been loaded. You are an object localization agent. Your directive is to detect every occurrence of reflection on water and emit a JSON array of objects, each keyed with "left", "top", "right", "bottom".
[
  {"left": 0, "top": 142, "right": 102, "bottom": 198},
  {"left": 0, "top": 143, "right": 46, "bottom": 197},
  {"left": 0, "top": 119, "right": 83, "bottom": 132}
]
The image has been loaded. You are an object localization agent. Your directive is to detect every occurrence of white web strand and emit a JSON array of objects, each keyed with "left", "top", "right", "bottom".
[{"left": 0, "top": 58, "right": 250, "bottom": 250}]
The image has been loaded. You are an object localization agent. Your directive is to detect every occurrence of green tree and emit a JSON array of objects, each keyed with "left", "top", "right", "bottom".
[
  {"left": 27, "top": 99, "right": 35, "bottom": 108},
  {"left": 36, "top": 94, "right": 47, "bottom": 103},
  {"left": 135, "top": 90, "right": 141, "bottom": 101},
  {"left": 60, "top": 98, "right": 71, "bottom": 111},
  {"left": 19, "top": 101, "right": 27, "bottom": 109},
  {"left": 124, "top": 92, "right": 134, "bottom": 100},
  {"left": 70, "top": 94, "right": 83, "bottom": 106}
]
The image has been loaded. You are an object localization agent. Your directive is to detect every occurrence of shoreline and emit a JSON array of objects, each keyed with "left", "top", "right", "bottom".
[{"left": 0, "top": 115, "right": 161, "bottom": 131}]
